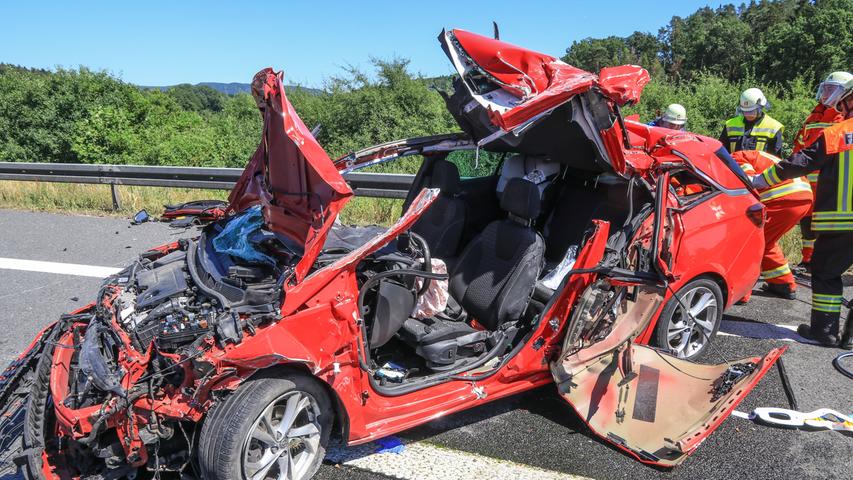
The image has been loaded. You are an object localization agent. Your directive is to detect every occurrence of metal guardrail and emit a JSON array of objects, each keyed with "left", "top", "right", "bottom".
[{"left": 0, "top": 162, "right": 414, "bottom": 208}]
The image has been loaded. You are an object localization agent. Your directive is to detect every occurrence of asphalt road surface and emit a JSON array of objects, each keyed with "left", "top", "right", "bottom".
[{"left": 0, "top": 209, "right": 850, "bottom": 480}]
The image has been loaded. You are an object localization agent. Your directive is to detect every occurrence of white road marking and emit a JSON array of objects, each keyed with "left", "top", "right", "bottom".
[
  {"left": 0, "top": 257, "right": 121, "bottom": 278},
  {"left": 326, "top": 440, "right": 591, "bottom": 480}
]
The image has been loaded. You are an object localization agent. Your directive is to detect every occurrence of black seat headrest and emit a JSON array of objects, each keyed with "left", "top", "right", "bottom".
[
  {"left": 429, "top": 160, "right": 460, "bottom": 195},
  {"left": 500, "top": 177, "right": 541, "bottom": 220}
]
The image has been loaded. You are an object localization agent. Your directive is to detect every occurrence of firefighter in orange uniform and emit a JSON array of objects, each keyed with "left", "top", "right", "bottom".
[
  {"left": 733, "top": 150, "right": 813, "bottom": 299},
  {"left": 792, "top": 72, "right": 850, "bottom": 267},
  {"left": 753, "top": 74, "right": 853, "bottom": 348}
]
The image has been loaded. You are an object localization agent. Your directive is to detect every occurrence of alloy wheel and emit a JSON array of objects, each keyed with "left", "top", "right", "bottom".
[
  {"left": 665, "top": 285, "right": 718, "bottom": 359},
  {"left": 242, "top": 390, "right": 323, "bottom": 480}
]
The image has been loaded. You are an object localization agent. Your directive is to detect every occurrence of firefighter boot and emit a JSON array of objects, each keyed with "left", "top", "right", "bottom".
[
  {"left": 764, "top": 282, "right": 797, "bottom": 300},
  {"left": 797, "top": 324, "right": 839, "bottom": 347},
  {"left": 797, "top": 310, "right": 840, "bottom": 347}
]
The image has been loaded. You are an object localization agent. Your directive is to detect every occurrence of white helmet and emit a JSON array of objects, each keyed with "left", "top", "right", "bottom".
[
  {"left": 816, "top": 71, "right": 853, "bottom": 110},
  {"left": 661, "top": 103, "right": 687, "bottom": 126},
  {"left": 737, "top": 88, "right": 769, "bottom": 114}
]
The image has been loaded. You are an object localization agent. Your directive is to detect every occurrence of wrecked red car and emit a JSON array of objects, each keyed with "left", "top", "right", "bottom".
[{"left": 0, "top": 29, "right": 782, "bottom": 480}]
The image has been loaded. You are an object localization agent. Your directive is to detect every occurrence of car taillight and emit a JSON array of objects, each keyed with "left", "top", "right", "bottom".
[{"left": 747, "top": 203, "right": 765, "bottom": 227}]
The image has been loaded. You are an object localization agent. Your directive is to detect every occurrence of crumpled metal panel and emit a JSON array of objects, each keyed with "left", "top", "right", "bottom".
[
  {"left": 444, "top": 29, "right": 649, "bottom": 132},
  {"left": 597, "top": 65, "right": 651, "bottom": 107},
  {"left": 228, "top": 68, "right": 353, "bottom": 282},
  {"left": 448, "top": 29, "right": 565, "bottom": 99}
]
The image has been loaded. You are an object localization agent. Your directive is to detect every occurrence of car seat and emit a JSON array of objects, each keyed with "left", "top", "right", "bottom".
[
  {"left": 411, "top": 160, "right": 467, "bottom": 259},
  {"left": 496, "top": 154, "right": 561, "bottom": 200},
  {"left": 400, "top": 177, "right": 545, "bottom": 370}
]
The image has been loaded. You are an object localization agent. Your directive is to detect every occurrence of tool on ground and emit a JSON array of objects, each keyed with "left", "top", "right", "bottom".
[{"left": 747, "top": 407, "right": 853, "bottom": 432}]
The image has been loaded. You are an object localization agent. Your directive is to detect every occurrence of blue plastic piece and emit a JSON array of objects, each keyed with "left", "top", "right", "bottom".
[
  {"left": 212, "top": 205, "right": 275, "bottom": 266},
  {"left": 375, "top": 436, "right": 405, "bottom": 454}
]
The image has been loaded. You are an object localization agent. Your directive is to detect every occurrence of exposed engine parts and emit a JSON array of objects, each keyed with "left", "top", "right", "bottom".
[
  {"left": 0, "top": 223, "right": 295, "bottom": 478},
  {"left": 111, "top": 232, "right": 284, "bottom": 354}
]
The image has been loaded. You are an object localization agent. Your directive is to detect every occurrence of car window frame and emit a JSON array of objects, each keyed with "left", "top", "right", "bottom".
[{"left": 666, "top": 167, "right": 722, "bottom": 212}]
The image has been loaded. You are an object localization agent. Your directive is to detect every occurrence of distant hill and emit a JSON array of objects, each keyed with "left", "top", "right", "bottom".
[
  {"left": 197, "top": 82, "right": 252, "bottom": 95},
  {"left": 142, "top": 82, "right": 322, "bottom": 95}
]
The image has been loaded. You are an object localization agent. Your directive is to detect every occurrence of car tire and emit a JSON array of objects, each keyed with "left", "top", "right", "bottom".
[
  {"left": 652, "top": 278, "right": 723, "bottom": 360},
  {"left": 199, "top": 371, "right": 333, "bottom": 480}
]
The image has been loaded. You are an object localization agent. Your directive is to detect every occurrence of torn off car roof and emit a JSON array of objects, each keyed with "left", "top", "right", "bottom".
[{"left": 439, "top": 29, "right": 650, "bottom": 132}]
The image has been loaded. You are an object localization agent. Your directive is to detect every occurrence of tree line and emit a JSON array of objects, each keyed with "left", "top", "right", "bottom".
[
  {"left": 0, "top": 0, "right": 850, "bottom": 169},
  {"left": 564, "top": 0, "right": 851, "bottom": 86}
]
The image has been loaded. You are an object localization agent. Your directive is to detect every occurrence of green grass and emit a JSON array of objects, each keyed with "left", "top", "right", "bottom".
[
  {"left": 0, "top": 180, "right": 403, "bottom": 226},
  {"left": 779, "top": 226, "right": 804, "bottom": 265},
  {"left": 338, "top": 196, "right": 402, "bottom": 226},
  {"left": 0, "top": 181, "right": 230, "bottom": 216}
]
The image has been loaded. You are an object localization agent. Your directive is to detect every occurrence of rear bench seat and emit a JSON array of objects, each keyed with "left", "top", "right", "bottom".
[{"left": 533, "top": 174, "right": 642, "bottom": 301}]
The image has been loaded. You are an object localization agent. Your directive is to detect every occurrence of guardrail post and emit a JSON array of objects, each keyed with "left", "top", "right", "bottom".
[{"left": 110, "top": 184, "right": 121, "bottom": 211}]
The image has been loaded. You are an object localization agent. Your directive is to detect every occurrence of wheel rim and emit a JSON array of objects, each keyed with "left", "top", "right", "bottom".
[
  {"left": 665, "top": 285, "right": 718, "bottom": 359},
  {"left": 242, "top": 390, "right": 322, "bottom": 480}
]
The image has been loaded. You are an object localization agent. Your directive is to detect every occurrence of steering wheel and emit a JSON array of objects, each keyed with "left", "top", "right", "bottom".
[
  {"left": 357, "top": 230, "right": 445, "bottom": 322},
  {"left": 400, "top": 231, "right": 433, "bottom": 296}
]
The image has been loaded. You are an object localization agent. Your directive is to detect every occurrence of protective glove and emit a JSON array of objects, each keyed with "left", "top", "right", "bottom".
[{"left": 751, "top": 174, "right": 770, "bottom": 190}]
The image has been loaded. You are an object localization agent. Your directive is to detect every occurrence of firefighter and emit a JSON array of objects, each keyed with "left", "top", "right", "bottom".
[
  {"left": 649, "top": 103, "right": 687, "bottom": 130},
  {"left": 733, "top": 150, "right": 813, "bottom": 299},
  {"left": 793, "top": 72, "right": 850, "bottom": 268},
  {"left": 720, "top": 88, "right": 784, "bottom": 156},
  {"left": 752, "top": 74, "right": 853, "bottom": 349}
]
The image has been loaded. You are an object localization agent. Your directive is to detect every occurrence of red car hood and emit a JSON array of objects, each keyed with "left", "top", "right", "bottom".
[
  {"left": 439, "top": 29, "right": 650, "bottom": 132},
  {"left": 228, "top": 68, "right": 353, "bottom": 282}
]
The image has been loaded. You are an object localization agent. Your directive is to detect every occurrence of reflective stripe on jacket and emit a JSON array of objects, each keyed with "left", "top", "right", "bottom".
[
  {"left": 733, "top": 150, "right": 812, "bottom": 203},
  {"left": 763, "top": 118, "right": 853, "bottom": 231},
  {"left": 724, "top": 114, "right": 784, "bottom": 153}
]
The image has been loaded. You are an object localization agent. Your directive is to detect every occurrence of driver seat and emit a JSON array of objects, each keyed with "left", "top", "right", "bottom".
[
  {"left": 411, "top": 160, "right": 466, "bottom": 259},
  {"left": 400, "top": 178, "right": 545, "bottom": 370}
]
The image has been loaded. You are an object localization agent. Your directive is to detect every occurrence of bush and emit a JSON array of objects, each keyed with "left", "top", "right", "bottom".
[{"left": 626, "top": 72, "right": 818, "bottom": 155}]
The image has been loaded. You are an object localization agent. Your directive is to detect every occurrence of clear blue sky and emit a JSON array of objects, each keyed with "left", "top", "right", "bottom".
[{"left": 1, "top": 0, "right": 718, "bottom": 88}]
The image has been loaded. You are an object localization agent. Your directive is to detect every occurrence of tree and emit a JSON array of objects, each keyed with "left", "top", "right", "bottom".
[
  {"left": 562, "top": 32, "right": 663, "bottom": 76},
  {"left": 659, "top": 5, "right": 752, "bottom": 81},
  {"left": 290, "top": 58, "right": 457, "bottom": 162},
  {"left": 757, "top": 0, "right": 853, "bottom": 85},
  {"left": 166, "top": 84, "right": 225, "bottom": 112}
]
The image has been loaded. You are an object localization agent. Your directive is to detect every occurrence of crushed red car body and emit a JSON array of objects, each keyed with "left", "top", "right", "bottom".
[{"left": 0, "top": 29, "right": 780, "bottom": 480}]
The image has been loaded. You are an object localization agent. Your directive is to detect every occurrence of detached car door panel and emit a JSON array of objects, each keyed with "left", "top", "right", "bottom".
[{"left": 552, "top": 340, "right": 784, "bottom": 466}]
